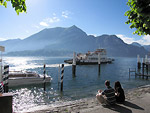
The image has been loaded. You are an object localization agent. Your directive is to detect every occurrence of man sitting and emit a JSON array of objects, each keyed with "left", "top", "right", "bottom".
[{"left": 96, "top": 80, "right": 116, "bottom": 105}]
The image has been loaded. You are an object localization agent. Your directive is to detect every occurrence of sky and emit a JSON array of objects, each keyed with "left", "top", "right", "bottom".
[{"left": 0, "top": 0, "right": 150, "bottom": 45}]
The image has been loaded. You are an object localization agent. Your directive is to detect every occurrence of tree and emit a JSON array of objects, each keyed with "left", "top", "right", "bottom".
[
  {"left": 0, "top": 0, "right": 26, "bottom": 15},
  {"left": 125, "top": 0, "right": 150, "bottom": 35}
]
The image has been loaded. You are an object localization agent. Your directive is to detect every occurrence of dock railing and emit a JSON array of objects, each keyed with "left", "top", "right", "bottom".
[{"left": 129, "top": 68, "right": 136, "bottom": 78}]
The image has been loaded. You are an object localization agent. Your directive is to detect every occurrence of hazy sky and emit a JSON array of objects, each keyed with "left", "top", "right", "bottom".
[{"left": 0, "top": 0, "right": 150, "bottom": 45}]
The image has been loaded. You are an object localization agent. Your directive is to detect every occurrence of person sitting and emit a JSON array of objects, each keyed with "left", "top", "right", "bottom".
[
  {"left": 96, "top": 80, "right": 116, "bottom": 105},
  {"left": 114, "top": 81, "right": 125, "bottom": 103}
]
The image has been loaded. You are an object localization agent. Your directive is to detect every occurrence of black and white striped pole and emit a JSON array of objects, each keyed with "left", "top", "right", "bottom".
[
  {"left": 72, "top": 52, "right": 76, "bottom": 77},
  {"left": 43, "top": 64, "right": 46, "bottom": 91},
  {"left": 0, "top": 46, "right": 5, "bottom": 92},
  {"left": 61, "top": 64, "right": 64, "bottom": 92},
  {"left": 3, "top": 65, "right": 9, "bottom": 93},
  {"left": 58, "top": 64, "right": 60, "bottom": 90},
  {"left": 0, "top": 82, "right": 4, "bottom": 94},
  {"left": 98, "top": 53, "right": 101, "bottom": 75}
]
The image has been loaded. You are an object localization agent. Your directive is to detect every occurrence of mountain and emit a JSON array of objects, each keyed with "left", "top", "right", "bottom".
[
  {"left": 143, "top": 45, "right": 150, "bottom": 52},
  {"left": 6, "top": 49, "right": 73, "bottom": 57},
  {"left": 0, "top": 25, "right": 149, "bottom": 57},
  {"left": 94, "top": 35, "right": 147, "bottom": 57},
  {"left": 131, "top": 42, "right": 142, "bottom": 47},
  {"left": 0, "top": 39, "right": 22, "bottom": 52}
]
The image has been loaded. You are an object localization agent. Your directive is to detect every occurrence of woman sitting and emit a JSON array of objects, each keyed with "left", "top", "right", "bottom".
[{"left": 114, "top": 81, "right": 125, "bottom": 103}]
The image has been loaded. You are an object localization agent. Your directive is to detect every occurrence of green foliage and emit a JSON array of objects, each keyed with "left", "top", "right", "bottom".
[
  {"left": 125, "top": 0, "right": 150, "bottom": 35},
  {"left": 0, "top": 0, "right": 26, "bottom": 15}
]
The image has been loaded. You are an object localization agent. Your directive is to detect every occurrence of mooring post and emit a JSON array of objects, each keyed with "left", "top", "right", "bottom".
[
  {"left": 61, "top": 64, "right": 64, "bottom": 92},
  {"left": 129, "top": 68, "right": 130, "bottom": 78},
  {"left": 58, "top": 64, "right": 60, "bottom": 90},
  {"left": 145, "top": 55, "right": 149, "bottom": 79},
  {"left": 3, "top": 65, "right": 9, "bottom": 93},
  {"left": 137, "top": 55, "right": 141, "bottom": 71},
  {"left": 0, "top": 46, "right": 5, "bottom": 85},
  {"left": 72, "top": 52, "right": 76, "bottom": 77},
  {"left": 98, "top": 53, "right": 101, "bottom": 75},
  {"left": 142, "top": 58, "right": 145, "bottom": 79},
  {"left": 43, "top": 64, "right": 46, "bottom": 91}
]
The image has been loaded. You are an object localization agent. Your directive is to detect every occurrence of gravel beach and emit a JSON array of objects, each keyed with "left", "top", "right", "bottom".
[{"left": 29, "top": 85, "right": 150, "bottom": 113}]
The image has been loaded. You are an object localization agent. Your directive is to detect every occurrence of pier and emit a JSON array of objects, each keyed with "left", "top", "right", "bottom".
[{"left": 129, "top": 55, "right": 150, "bottom": 79}]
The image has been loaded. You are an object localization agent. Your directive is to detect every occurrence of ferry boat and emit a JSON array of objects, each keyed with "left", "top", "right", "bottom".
[
  {"left": 8, "top": 71, "right": 51, "bottom": 87},
  {"left": 64, "top": 49, "right": 114, "bottom": 65}
]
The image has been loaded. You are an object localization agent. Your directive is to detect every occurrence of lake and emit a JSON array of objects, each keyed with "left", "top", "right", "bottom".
[{"left": 3, "top": 56, "right": 150, "bottom": 112}]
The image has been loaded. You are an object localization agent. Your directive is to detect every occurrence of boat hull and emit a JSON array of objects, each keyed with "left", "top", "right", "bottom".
[
  {"left": 64, "top": 59, "right": 113, "bottom": 65},
  {"left": 8, "top": 76, "right": 51, "bottom": 87}
]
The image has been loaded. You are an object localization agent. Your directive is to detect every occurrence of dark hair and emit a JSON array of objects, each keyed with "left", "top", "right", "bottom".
[
  {"left": 114, "top": 81, "right": 122, "bottom": 90},
  {"left": 105, "top": 80, "right": 110, "bottom": 86}
]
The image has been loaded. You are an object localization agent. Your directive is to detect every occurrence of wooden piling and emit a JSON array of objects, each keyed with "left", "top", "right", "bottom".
[
  {"left": 129, "top": 68, "right": 130, "bottom": 78},
  {"left": 145, "top": 55, "right": 148, "bottom": 76},
  {"left": 72, "top": 65, "right": 76, "bottom": 77},
  {"left": 58, "top": 64, "right": 60, "bottom": 90},
  {"left": 43, "top": 64, "right": 46, "bottom": 91},
  {"left": 137, "top": 55, "right": 141, "bottom": 69},
  {"left": 142, "top": 58, "right": 145, "bottom": 79},
  {"left": 61, "top": 64, "right": 64, "bottom": 92},
  {"left": 98, "top": 53, "right": 101, "bottom": 75},
  {"left": 72, "top": 52, "right": 76, "bottom": 77},
  {"left": 146, "top": 64, "right": 148, "bottom": 75}
]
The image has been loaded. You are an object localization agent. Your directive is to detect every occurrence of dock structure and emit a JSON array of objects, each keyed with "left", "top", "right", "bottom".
[
  {"left": 129, "top": 68, "right": 136, "bottom": 78},
  {"left": 129, "top": 55, "right": 150, "bottom": 79}
]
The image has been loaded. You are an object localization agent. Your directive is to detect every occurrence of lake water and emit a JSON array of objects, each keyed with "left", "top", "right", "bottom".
[{"left": 3, "top": 56, "right": 150, "bottom": 112}]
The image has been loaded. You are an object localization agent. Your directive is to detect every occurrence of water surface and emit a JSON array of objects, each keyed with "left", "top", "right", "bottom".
[{"left": 3, "top": 56, "right": 150, "bottom": 112}]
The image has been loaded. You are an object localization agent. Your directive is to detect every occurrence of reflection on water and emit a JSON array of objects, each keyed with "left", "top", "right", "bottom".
[
  {"left": 3, "top": 56, "right": 71, "bottom": 71},
  {"left": 2, "top": 56, "right": 150, "bottom": 112},
  {"left": 10, "top": 85, "right": 61, "bottom": 112}
]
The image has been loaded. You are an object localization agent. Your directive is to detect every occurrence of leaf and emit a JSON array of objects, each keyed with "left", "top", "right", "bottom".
[
  {"left": 125, "top": 0, "right": 150, "bottom": 35},
  {"left": 3, "top": 1, "right": 7, "bottom": 7}
]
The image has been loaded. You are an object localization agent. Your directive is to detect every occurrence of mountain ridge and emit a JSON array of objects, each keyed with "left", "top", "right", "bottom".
[{"left": 0, "top": 25, "right": 149, "bottom": 57}]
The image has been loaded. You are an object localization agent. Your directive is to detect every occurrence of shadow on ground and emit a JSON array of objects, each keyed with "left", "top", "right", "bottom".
[
  {"left": 102, "top": 101, "right": 144, "bottom": 113},
  {"left": 123, "top": 101, "right": 144, "bottom": 110}
]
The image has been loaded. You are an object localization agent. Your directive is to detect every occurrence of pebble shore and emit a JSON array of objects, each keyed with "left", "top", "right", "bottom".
[{"left": 31, "top": 85, "right": 150, "bottom": 113}]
